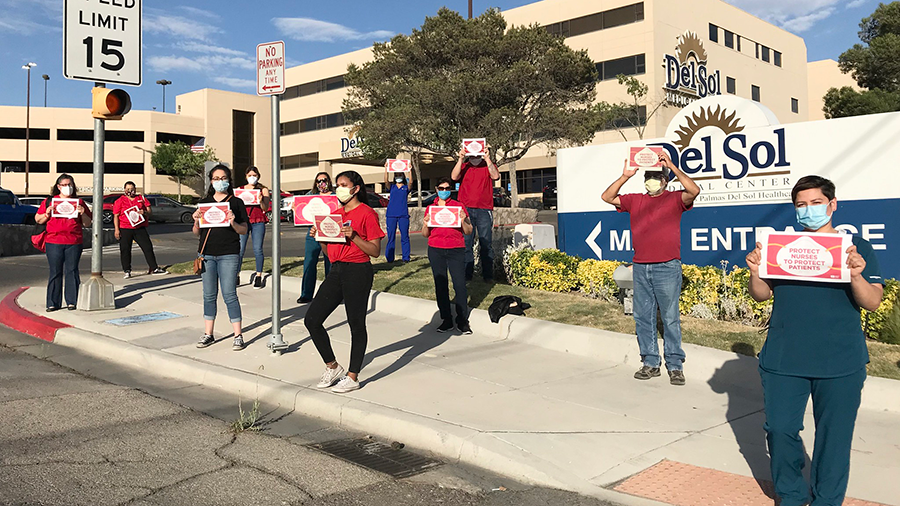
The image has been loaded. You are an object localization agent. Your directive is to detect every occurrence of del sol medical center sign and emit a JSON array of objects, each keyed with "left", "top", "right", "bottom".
[
  {"left": 663, "top": 31, "right": 722, "bottom": 107},
  {"left": 556, "top": 94, "right": 900, "bottom": 279}
]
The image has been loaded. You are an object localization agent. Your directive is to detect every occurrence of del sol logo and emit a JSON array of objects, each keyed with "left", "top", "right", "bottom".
[{"left": 662, "top": 32, "right": 722, "bottom": 106}]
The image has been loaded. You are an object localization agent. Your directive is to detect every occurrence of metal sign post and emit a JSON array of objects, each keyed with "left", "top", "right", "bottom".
[{"left": 257, "top": 41, "right": 287, "bottom": 354}]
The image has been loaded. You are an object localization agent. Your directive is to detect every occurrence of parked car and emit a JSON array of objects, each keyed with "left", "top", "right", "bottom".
[
  {"left": 0, "top": 188, "right": 38, "bottom": 224},
  {"left": 542, "top": 180, "right": 557, "bottom": 209},
  {"left": 407, "top": 189, "right": 433, "bottom": 206},
  {"left": 144, "top": 195, "right": 197, "bottom": 223},
  {"left": 17, "top": 196, "right": 48, "bottom": 208},
  {"left": 99, "top": 194, "right": 124, "bottom": 225},
  {"left": 418, "top": 190, "right": 459, "bottom": 208},
  {"left": 493, "top": 187, "right": 512, "bottom": 208},
  {"left": 367, "top": 190, "right": 389, "bottom": 208}
]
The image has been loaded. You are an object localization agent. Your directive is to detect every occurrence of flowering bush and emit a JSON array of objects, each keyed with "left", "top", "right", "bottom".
[
  {"left": 505, "top": 248, "right": 581, "bottom": 292},
  {"left": 576, "top": 259, "right": 623, "bottom": 302},
  {"left": 863, "top": 279, "right": 900, "bottom": 343}
]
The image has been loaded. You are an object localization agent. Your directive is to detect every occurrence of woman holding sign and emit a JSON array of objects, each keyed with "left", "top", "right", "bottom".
[
  {"left": 35, "top": 174, "right": 92, "bottom": 312},
  {"left": 305, "top": 170, "right": 384, "bottom": 393},
  {"left": 745, "top": 175, "right": 884, "bottom": 506},
  {"left": 383, "top": 162, "right": 411, "bottom": 264},
  {"left": 422, "top": 177, "right": 473, "bottom": 333},
  {"left": 113, "top": 181, "right": 167, "bottom": 278},
  {"left": 298, "top": 172, "right": 334, "bottom": 303},
  {"left": 237, "top": 166, "right": 270, "bottom": 290},
  {"left": 192, "top": 165, "right": 249, "bottom": 351}
]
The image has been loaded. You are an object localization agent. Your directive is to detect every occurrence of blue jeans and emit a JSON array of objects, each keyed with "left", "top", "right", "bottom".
[
  {"left": 301, "top": 233, "right": 331, "bottom": 300},
  {"left": 385, "top": 215, "right": 410, "bottom": 262},
  {"left": 201, "top": 254, "right": 242, "bottom": 323},
  {"left": 632, "top": 260, "right": 685, "bottom": 370},
  {"left": 464, "top": 208, "right": 494, "bottom": 280},
  {"left": 239, "top": 222, "right": 266, "bottom": 272},
  {"left": 46, "top": 243, "right": 83, "bottom": 309}
]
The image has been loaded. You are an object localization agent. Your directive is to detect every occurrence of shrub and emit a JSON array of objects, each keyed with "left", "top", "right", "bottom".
[
  {"left": 863, "top": 278, "right": 900, "bottom": 343},
  {"left": 505, "top": 248, "right": 581, "bottom": 292},
  {"left": 679, "top": 264, "right": 724, "bottom": 316},
  {"left": 576, "top": 259, "right": 623, "bottom": 302}
]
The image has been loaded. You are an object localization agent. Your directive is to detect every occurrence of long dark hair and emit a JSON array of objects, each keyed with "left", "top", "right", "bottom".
[
  {"left": 335, "top": 170, "right": 369, "bottom": 206},
  {"left": 50, "top": 173, "right": 77, "bottom": 198},
  {"left": 311, "top": 171, "right": 333, "bottom": 194},
  {"left": 206, "top": 164, "right": 234, "bottom": 198},
  {"left": 244, "top": 166, "right": 266, "bottom": 189}
]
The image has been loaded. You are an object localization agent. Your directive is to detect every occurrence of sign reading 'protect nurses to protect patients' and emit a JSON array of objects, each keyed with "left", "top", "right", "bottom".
[{"left": 760, "top": 231, "right": 851, "bottom": 283}]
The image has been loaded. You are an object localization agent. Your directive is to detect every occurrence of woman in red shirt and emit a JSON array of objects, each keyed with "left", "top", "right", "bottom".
[
  {"left": 35, "top": 174, "right": 92, "bottom": 312},
  {"left": 422, "top": 177, "right": 473, "bottom": 333},
  {"left": 113, "top": 181, "right": 166, "bottom": 278},
  {"left": 305, "top": 170, "right": 384, "bottom": 393},
  {"left": 237, "top": 166, "right": 270, "bottom": 289}
]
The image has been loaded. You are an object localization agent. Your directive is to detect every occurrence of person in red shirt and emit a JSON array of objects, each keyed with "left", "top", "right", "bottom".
[
  {"left": 113, "top": 181, "right": 166, "bottom": 278},
  {"left": 451, "top": 143, "right": 500, "bottom": 282},
  {"left": 422, "top": 177, "right": 473, "bottom": 333},
  {"left": 237, "top": 166, "right": 271, "bottom": 289},
  {"left": 601, "top": 151, "right": 700, "bottom": 385},
  {"left": 34, "top": 174, "right": 93, "bottom": 312},
  {"left": 305, "top": 170, "right": 385, "bottom": 394}
]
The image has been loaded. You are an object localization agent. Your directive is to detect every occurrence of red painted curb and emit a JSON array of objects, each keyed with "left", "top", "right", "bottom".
[{"left": 0, "top": 287, "right": 71, "bottom": 342}]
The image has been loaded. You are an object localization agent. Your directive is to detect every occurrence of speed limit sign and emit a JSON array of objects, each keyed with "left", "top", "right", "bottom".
[{"left": 64, "top": 0, "right": 142, "bottom": 86}]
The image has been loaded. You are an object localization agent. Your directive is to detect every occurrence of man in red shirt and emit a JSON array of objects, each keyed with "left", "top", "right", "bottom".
[
  {"left": 451, "top": 144, "right": 500, "bottom": 282},
  {"left": 601, "top": 151, "right": 700, "bottom": 385}
]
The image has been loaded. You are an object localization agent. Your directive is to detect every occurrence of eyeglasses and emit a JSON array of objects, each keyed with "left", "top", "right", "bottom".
[{"left": 211, "top": 177, "right": 229, "bottom": 181}]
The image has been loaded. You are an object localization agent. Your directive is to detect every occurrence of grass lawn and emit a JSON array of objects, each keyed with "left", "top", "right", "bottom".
[{"left": 168, "top": 255, "right": 900, "bottom": 381}]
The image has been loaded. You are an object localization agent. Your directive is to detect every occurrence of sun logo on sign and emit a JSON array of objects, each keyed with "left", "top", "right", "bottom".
[
  {"left": 676, "top": 31, "right": 707, "bottom": 65},
  {"left": 672, "top": 105, "right": 744, "bottom": 150}
]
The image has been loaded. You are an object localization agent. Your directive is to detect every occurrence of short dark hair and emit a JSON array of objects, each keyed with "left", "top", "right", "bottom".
[
  {"left": 644, "top": 171, "right": 667, "bottom": 181},
  {"left": 791, "top": 175, "right": 835, "bottom": 203},
  {"left": 436, "top": 177, "right": 453, "bottom": 188},
  {"left": 124, "top": 181, "right": 136, "bottom": 189}
]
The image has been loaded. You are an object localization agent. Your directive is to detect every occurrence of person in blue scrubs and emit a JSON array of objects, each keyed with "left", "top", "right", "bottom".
[
  {"left": 384, "top": 169, "right": 411, "bottom": 263},
  {"left": 745, "top": 175, "right": 884, "bottom": 506}
]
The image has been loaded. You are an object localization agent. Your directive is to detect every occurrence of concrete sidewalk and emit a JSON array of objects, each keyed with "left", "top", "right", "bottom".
[{"left": 2, "top": 272, "right": 899, "bottom": 506}]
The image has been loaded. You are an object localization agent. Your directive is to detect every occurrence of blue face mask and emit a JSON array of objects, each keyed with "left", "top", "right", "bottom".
[
  {"left": 212, "top": 180, "right": 230, "bottom": 193},
  {"left": 437, "top": 190, "right": 451, "bottom": 200},
  {"left": 795, "top": 203, "right": 831, "bottom": 230}
]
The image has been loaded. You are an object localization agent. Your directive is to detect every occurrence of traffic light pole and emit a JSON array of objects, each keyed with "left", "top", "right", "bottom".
[
  {"left": 78, "top": 82, "right": 116, "bottom": 311},
  {"left": 268, "top": 94, "right": 287, "bottom": 354}
]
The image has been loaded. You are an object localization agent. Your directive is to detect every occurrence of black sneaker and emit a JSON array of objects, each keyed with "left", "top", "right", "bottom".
[
  {"left": 297, "top": 296, "right": 312, "bottom": 304},
  {"left": 668, "top": 369, "right": 686, "bottom": 386},
  {"left": 196, "top": 334, "right": 214, "bottom": 348},
  {"left": 436, "top": 320, "right": 454, "bottom": 332},
  {"left": 634, "top": 365, "right": 661, "bottom": 380},
  {"left": 151, "top": 268, "right": 168, "bottom": 275},
  {"left": 458, "top": 323, "right": 473, "bottom": 335},
  {"left": 232, "top": 334, "right": 245, "bottom": 351},
  {"left": 253, "top": 277, "right": 263, "bottom": 290}
]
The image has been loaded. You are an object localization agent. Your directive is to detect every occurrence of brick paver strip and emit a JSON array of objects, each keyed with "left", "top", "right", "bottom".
[{"left": 612, "top": 459, "right": 887, "bottom": 506}]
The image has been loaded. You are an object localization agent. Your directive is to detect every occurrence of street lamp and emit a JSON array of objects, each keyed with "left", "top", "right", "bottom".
[
  {"left": 22, "top": 62, "right": 36, "bottom": 197},
  {"left": 42, "top": 74, "right": 49, "bottom": 107},
  {"left": 156, "top": 79, "right": 172, "bottom": 113}
]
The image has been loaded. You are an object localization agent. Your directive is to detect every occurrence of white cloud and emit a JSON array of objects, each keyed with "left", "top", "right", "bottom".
[
  {"left": 145, "top": 14, "right": 217, "bottom": 41},
  {"left": 846, "top": 0, "right": 867, "bottom": 8},
  {"left": 781, "top": 8, "right": 835, "bottom": 32},
  {"left": 175, "top": 41, "right": 248, "bottom": 57},
  {"left": 272, "top": 17, "right": 393, "bottom": 43},
  {"left": 0, "top": 0, "right": 60, "bottom": 34},
  {"left": 213, "top": 77, "right": 256, "bottom": 89},
  {"left": 724, "top": 0, "right": 844, "bottom": 32},
  {"left": 148, "top": 54, "right": 255, "bottom": 73},
  {"left": 178, "top": 6, "right": 220, "bottom": 20}
]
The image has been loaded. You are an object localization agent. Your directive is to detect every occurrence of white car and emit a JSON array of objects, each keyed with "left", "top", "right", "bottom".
[{"left": 407, "top": 190, "right": 433, "bottom": 203}]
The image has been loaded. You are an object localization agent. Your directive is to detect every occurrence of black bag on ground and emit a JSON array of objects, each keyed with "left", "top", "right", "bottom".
[{"left": 488, "top": 295, "right": 531, "bottom": 323}]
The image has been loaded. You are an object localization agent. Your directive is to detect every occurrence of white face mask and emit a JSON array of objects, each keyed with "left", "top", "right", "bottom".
[
  {"left": 60, "top": 185, "right": 74, "bottom": 197},
  {"left": 644, "top": 179, "right": 663, "bottom": 194},
  {"left": 247, "top": 176, "right": 258, "bottom": 185},
  {"left": 335, "top": 186, "right": 354, "bottom": 203}
]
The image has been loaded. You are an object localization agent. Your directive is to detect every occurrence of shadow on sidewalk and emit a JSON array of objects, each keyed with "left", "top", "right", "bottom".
[
  {"left": 114, "top": 275, "right": 200, "bottom": 309},
  {"left": 359, "top": 311, "right": 449, "bottom": 387}
]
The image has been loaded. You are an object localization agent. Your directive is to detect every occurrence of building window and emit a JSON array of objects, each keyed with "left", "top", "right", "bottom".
[
  {"left": 57, "top": 129, "right": 144, "bottom": 142},
  {"left": 545, "top": 2, "right": 643, "bottom": 38},
  {"left": 774, "top": 51, "right": 782, "bottom": 67},
  {"left": 751, "top": 85, "right": 760, "bottom": 102},
  {"left": 280, "top": 152, "right": 319, "bottom": 170},
  {"left": 726, "top": 77, "right": 736, "bottom": 94},
  {"left": 280, "top": 112, "right": 346, "bottom": 136},
  {"left": 59, "top": 161, "right": 143, "bottom": 174},
  {"left": 736, "top": 35, "right": 741, "bottom": 52},
  {"left": 602, "top": 3, "right": 644, "bottom": 29},
  {"left": 233, "top": 110, "right": 254, "bottom": 172},
  {"left": 282, "top": 75, "right": 347, "bottom": 101},
  {"left": 791, "top": 98, "right": 799, "bottom": 114},
  {"left": 0, "top": 160, "right": 50, "bottom": 173},
  {"left": 724, "top": 30, "right": 734, "bottom": 49},
  {"left": 709, "top": 24, "right": 718, "bottom": 43},
  {"left": 761, "top": 46, "right": 770, "bottom": 63},
  {"left": 755, "top": 43, "right": 760, "bottom": 59},
  {"left": 0, "top": 127, "right": 50, "bottom": 140},
  {"left": 599, "top": 105, "right": 647, "bottom": 131},
  {"left": 597, "top": 54, "right": 645, "bottom": 80},
  {"left": 156, "top": 132, "right": 202, "bottom": 145},
  {"left": 500, "top": 168, "right": 557, "bottom": 195},
  {"left": 568, "top": 13, "right": 602, "bottom": 37}
]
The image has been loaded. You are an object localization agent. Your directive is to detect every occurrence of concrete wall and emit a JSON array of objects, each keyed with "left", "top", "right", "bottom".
[{"left": 0, "top": 225, "right": 116, "bottom": 257}]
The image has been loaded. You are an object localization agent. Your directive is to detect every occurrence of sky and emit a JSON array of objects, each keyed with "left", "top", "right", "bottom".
[{"left": 0, "top": 0, "right": 881, "bottom": 111}]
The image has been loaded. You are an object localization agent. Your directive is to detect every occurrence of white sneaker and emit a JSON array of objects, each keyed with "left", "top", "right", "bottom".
[
  {"left": 316, "top": 364, "right": 345, "bottom": 388},
  {"left": 331, "top": 376, "right": 360, "bottom": 393},
  {"left": 124, "top": 270, "right": 132, "bottom": 279}
]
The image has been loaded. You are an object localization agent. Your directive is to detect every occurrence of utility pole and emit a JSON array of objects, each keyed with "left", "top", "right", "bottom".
[
  {"left": 22, "top": 62, "right": 36, "bottom": 197},
  {"left": 156, "top": 79, "right": 172, "bottom": 113},
  {"left": 42, "top": 74, "right": 49, "bottom": 107},
  {"left": 468, "top": 0, "right": 473, "bottom": 19}
]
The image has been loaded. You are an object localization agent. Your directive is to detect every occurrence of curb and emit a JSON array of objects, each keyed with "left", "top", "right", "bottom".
[{"left": 0, "top": 287, "right": 71, "bottom": 342}]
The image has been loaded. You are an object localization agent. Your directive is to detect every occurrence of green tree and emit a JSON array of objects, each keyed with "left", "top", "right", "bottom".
[
  {"left": 594, "top": 74, "right": 668, "bottom": 141},
  {"left": 825, "top": 2, "right": 900, "bottom": 117},
  {"left": 151, "top": 142, "right": 218, "bottom": 201},
  {"left": 343, "top": 7, "right": 601, "bottom": 207}
]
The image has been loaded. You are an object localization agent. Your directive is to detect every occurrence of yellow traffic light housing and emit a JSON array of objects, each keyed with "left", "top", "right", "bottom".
[{"left": 91, "top": 87, "right": 132, "bottom": 120}]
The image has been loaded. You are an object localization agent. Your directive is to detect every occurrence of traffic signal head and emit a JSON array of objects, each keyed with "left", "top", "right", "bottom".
[{"left": 91, "top": 87, "right": 132, "bottom": 120}]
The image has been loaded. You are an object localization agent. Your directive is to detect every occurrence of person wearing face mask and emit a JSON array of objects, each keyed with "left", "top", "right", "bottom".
[
  {"left": 238, "top": 166, "right": 271, "bottom": 289},
  {"left": 422, "top": 177, "right": 474, "bottom": 333},
  {"left": 305, "top": 170, "right": 384, "bottom": 393},
  {"left": 298, "top": 172, "right": 334, "bottom": 304},
  {"left": 451, "top": 143, "right": 501, "bottom": 282},
  {"left": 35, "top": 174, "right": 93, "bottom": 312},
  {"left": 601, "top": 151, "right": 700, "bottom": 386},
  {"left": 192, "top": 165, "right": 249, "bottom": 351},
  {"left": 745, "top": 175, "right": 883, "bottom": 506},
  {"left": 113, "top": 181, "right": 166, "bottom": 278},
  {"left": 383, "top": 167, "right": 412, "bottom": 263}
]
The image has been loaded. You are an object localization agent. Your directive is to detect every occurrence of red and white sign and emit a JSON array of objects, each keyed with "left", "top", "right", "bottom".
[
  {"left": 314, "top": 214, "right": 346, "bottom": 243},
  {"left": 235, "top": 189, "right": 261, "bottom": 206},
  {"left": 124, "top": 205, "right": 145, "bottom": 227},
  {"left": 760, "top": 231, "right": 851, "bottom": 283},
  {"left": 197, "top": 202, "right": 231, "bottom": 228},
  {"left": 257, "top": 41, "right": 285, "bottom": 96},
  {"left": 629, "top": 146, "right": 664, "bottom": 170},
  {"left": 463, "top": 138, "right": 486, "bottom": 157},
  {"left": 52, "top": 198, "right": 79, "bottom": 219},
  {"left": 426, "top": 206, "right": 464, "bottom": 228},
  {"left": 293, "top": 195, "right": 341, "bottom": 226},
  {"left": 386, "top": 159, "right": 411, "bottom": 173}
]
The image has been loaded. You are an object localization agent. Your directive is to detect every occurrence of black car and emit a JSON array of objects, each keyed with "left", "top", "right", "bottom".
[
  {"left": 542, "top": 180, "right": 557, "bottom": 209},
  {"left": 418, "top": 190, "right": 459, "bottom": 207},
  {"left": 493, "top": 187, "right": 511, "bottom": 208}
]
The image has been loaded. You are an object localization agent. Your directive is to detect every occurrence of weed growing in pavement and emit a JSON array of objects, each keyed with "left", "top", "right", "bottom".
[{"left": 229, "top": 398, "right": 262, "bottom": 434}]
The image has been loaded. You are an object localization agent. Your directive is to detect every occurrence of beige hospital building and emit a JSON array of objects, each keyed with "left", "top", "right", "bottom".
[{"left": 0, "top": 0, "right": 858, "bottom": 198}]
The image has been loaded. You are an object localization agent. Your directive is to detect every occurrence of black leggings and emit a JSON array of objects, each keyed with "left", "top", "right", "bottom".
[
  {"left": 304, "top": 261, "right": 373, "bottom": 374},
  {"left": 119, "top": 227, "right": 159, "bottom": 272}
]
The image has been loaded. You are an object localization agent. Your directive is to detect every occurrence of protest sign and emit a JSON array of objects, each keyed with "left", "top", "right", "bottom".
[
  {"left": 760, "top": 231, "right": 851, "bottom": 283},
  {"left": 426, "top": 206, "right": 464, "bottom": 228},
  {"left": 314, "top": 214, "right": 347, "bottom": 243},
  {"left": 197, "top": 202, "right": 231, "bottom": 228},
  {"left": 463, "top": 138, "right": 486, "bottom": 157},
  {"left": 629, "top": 146, "right": 664, "bottom": 171},
  {"left": 234, "top": 189, "right": 261, "bottom": 206},
  {"left": 51, "top": 198, "right": 79, "bottom": 219},
  {"left": 386, "top": 159, "right": 411, "bottom": 172},
  {"left": 293, "top": 195, "right": 341, "bottom": 226},
  {"left": 124, "top": 205, "right": 145, "bottom": 227}
]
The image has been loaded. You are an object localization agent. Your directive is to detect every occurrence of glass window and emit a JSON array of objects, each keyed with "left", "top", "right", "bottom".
[
  {"left": 569, "top": 13, "right": 602, "bottom": 37},
  {"left": 283, "top": 86, "right": 299, "bottom": 100},
  {"left": 709, "top": 24, "right": 718, "bottom": 43},
  {"left": 155, "top": 132, "right": 200, "bottom": 145},
  {"left": 724, "top": 30, "right": 734, "bottom": 49},
  {"left": 752, "top": 85, "right": 760, "bottom": 102},
  {"left": 0, "top": 128, "right": 50, "bottom": 140},
  {"left": 762, "top": 46, "right": 770, "bottom": 63},
  {"left": 602, "top": 4, "right": 641, "bottom": 29},
  {"left": 736, "top": 35, "right": 741, "bottom": 52},
  {"left": 755, "top": 43, "right": 760, "bottom": 59},
  {"left": 600, "top": 54, "right": 646, "bottom": 80},
  {"left": 281, "top": 121, "right": 300, "bottom": 136},
  {"left": 774, "top": 51, "right": 782, "bottom": 67},
  {"left": 791, "top": 98, "right": 799, "bottom": 114},
  {"left": 726, "top": 77, "right": 736, "bottom": 94},
  {"left": 233, "top": 110, "right": 254, "bottom": 171}
]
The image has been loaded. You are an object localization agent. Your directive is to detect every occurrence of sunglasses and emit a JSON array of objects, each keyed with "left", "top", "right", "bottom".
[
  {"left": 436, "top": 186, "right": 452, "bottom": 190},
  {"left": 316, "top": 179, "right": 329, "bottom": 184}
]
